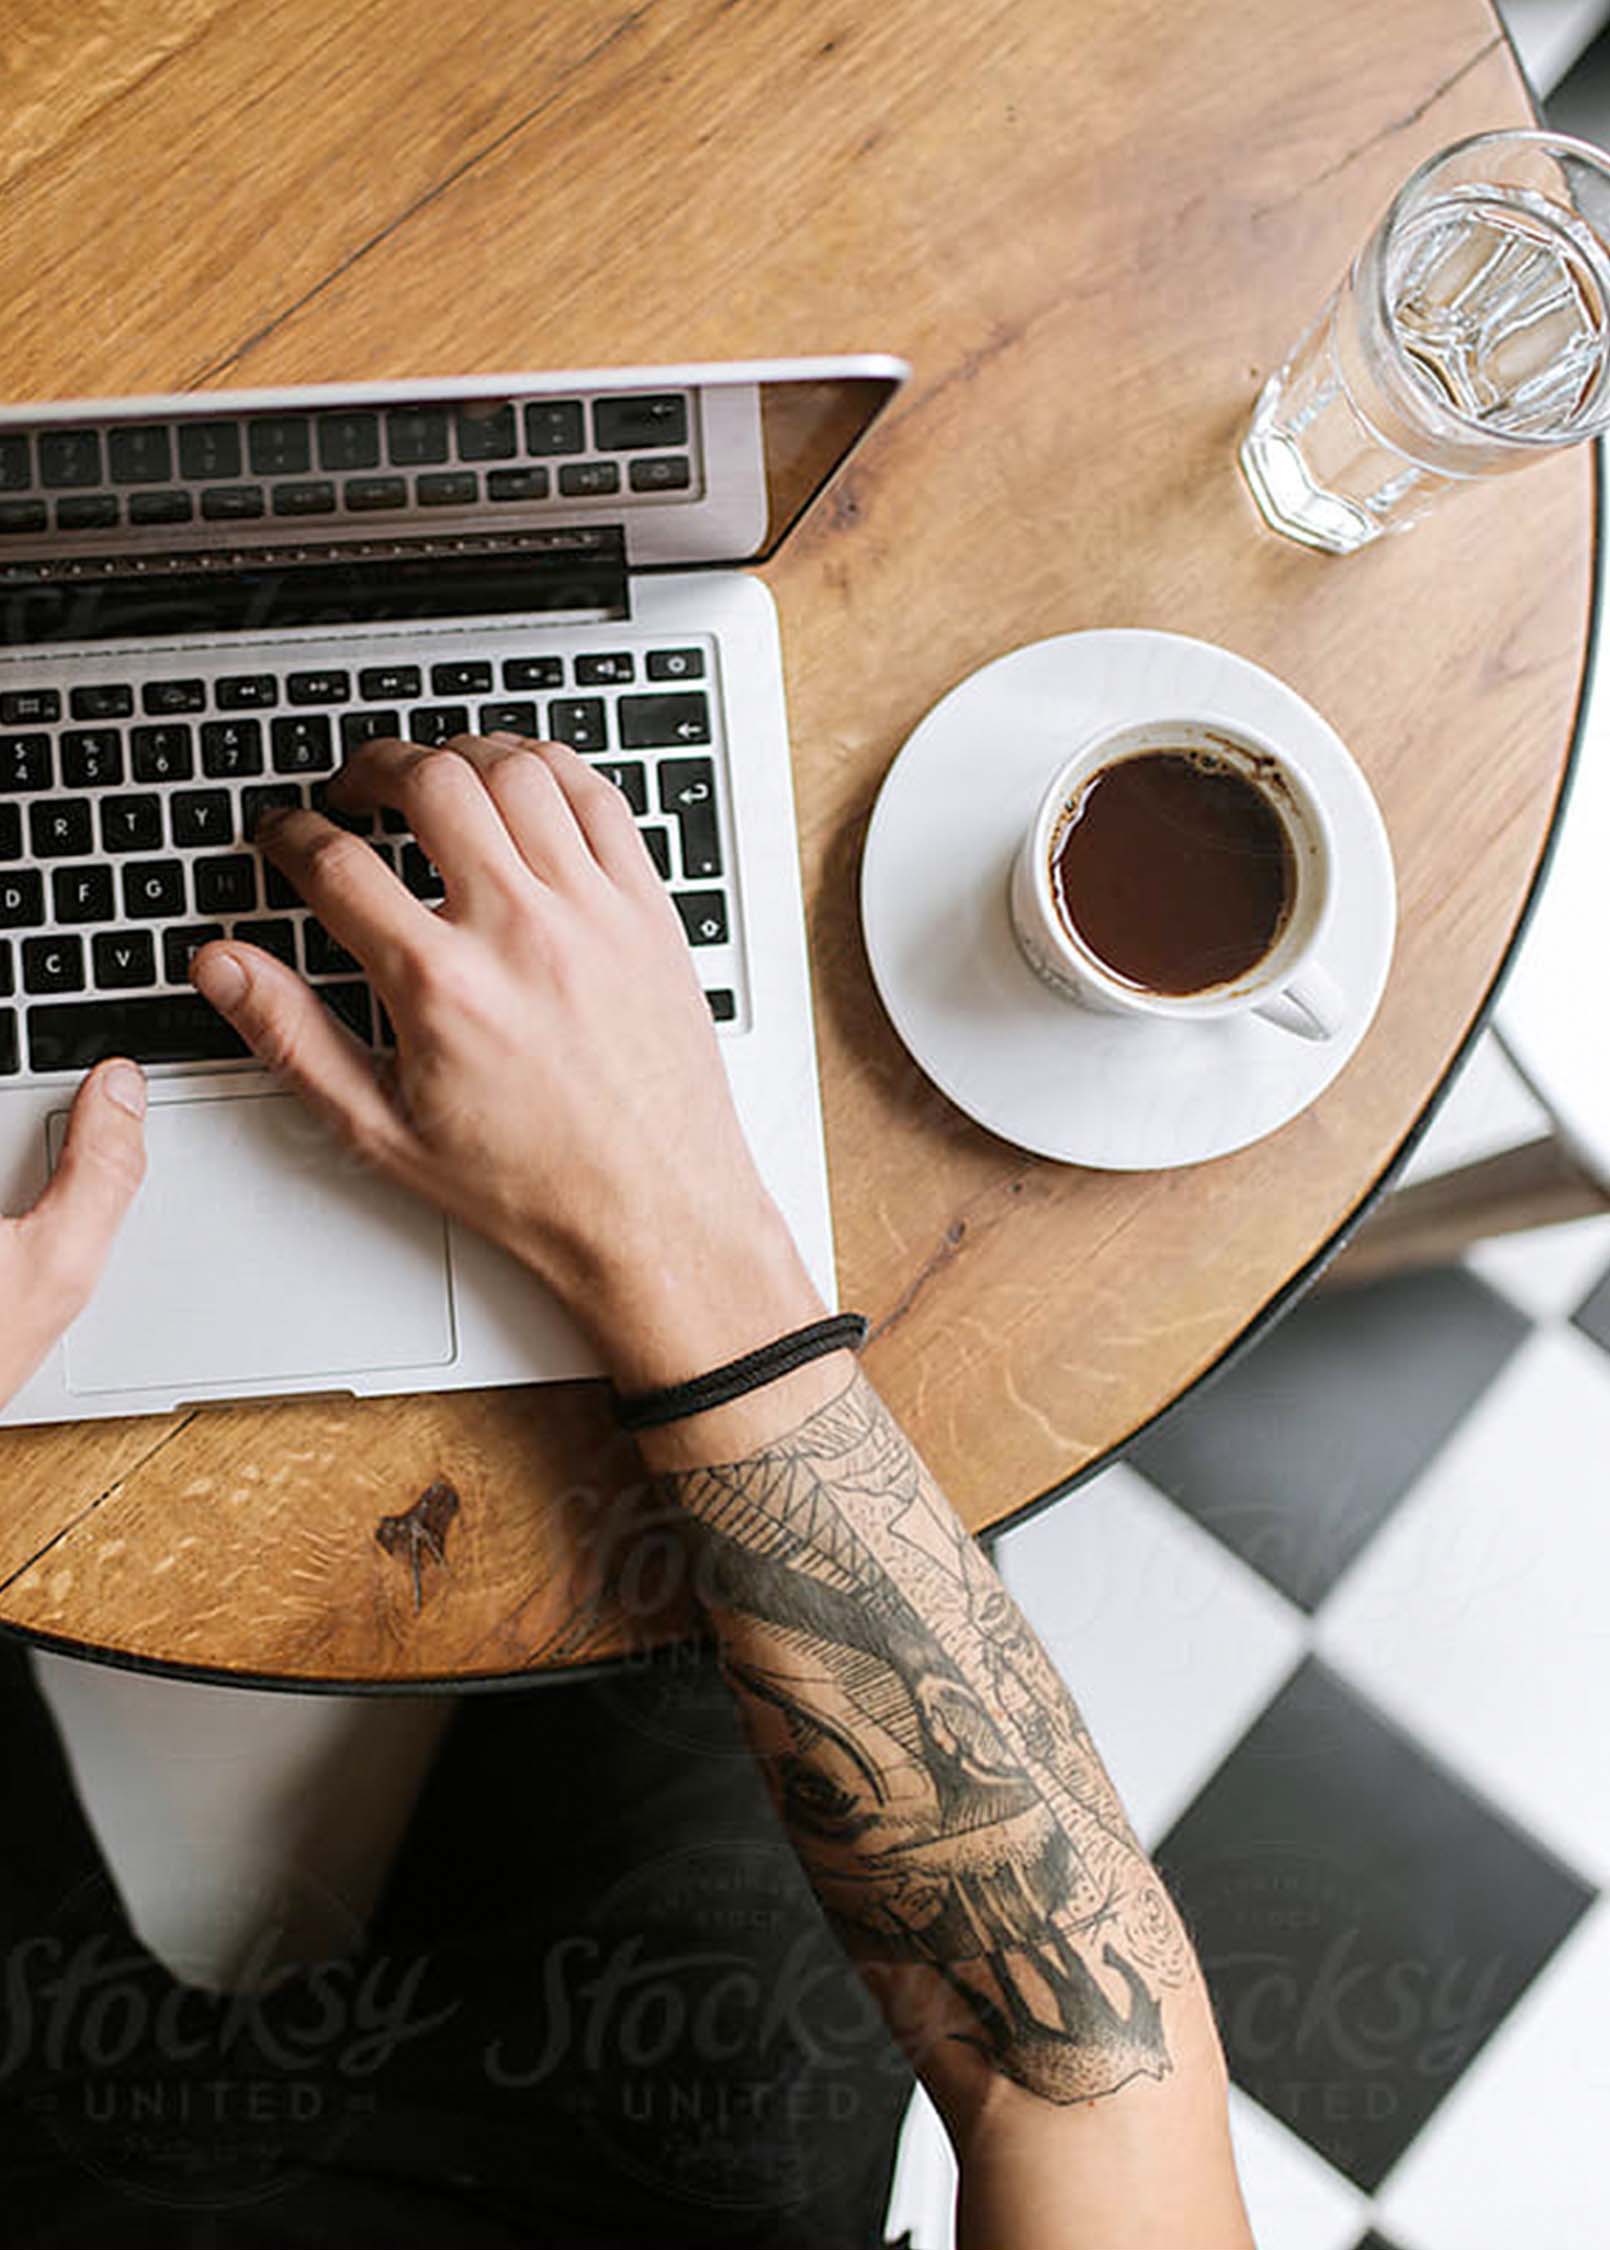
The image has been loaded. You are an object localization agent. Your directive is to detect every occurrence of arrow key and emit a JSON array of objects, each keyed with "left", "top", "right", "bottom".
[
  {"left": 658, "top": 757, "right": 721, "bottom": 878},
  {"left": 618, "top": 692, "right": 709, "bottom": 750}
]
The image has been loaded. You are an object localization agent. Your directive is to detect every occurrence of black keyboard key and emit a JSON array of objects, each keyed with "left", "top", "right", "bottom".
[
  {"left": 317, "top": 412, "right": 380, "bottom": 472},
  {"left": 706, "top": 987, "right": 736, "bottom": 1023},
  {"left": 309, "top": 780, "right": 372, "bottom": 834},
  {"left": 286, "top": 670, "right": 350, "bottom": 706},
  {"left": 0, "top": 690, "right": 59, "bottom": 725},
  {"left": 400, "top": 844, "right": 443, "bottom": 900},
  {"left": 92, "top": 931, "right": 157, "bottom": 988},
  {"left": 28, "top": 799, "right": 93, "bottom": 859},
  {"left": 487, "top": 467, "right": 549, "bottom": 502},
  {"left": 163, "top": 924, "right": 224, "bottom": 983},
  {"left": 594, "top": 393, "right": 688, "bottom": 450},
  {"left": 58, "top": 494, "right": 120, "bottom": 531},
  {"left": 643, "top": 648, "right": 701, "bottom": 679},
  {"left": 358, "top": 666, "right": 421, "bottom": 700},
  {"left": 524, "top": 401, "right": 585, "bottom": 455},
  {"left": 0, "top": 1010, "right": 14, "bottom": 1073},
  {"left": 478, "top": 701, "right": 538, "bottom": 735},
  {"left": 674, "top": 890, "right": 728, "bottom": 947},
  {"left": 416, "top": 471, "right": 477, "bottom": 507},
  {"left": 129, "top": 490, "right": 194, "bottom": 525},
  {"left": 340, "top": 708, "right": 402, "bottom": 753},
  {"left": 201, "top": 485, "right": 265, "bottom": 521},
  {"left": 170, "top": 790, "right": 233, "bottom": 849},
  {"left": 22, "top": 936, "right": 83, "bottom": 995},
  {"left": 319, "top": 981, "right": 373, "bottom": 1043},
  {"left": 558, "top": 462, "right": 620, "bottom": 497},
  {"left": 71, "top": 684, "right": 134, "bottom": 720},
  {"left": 0, "top": 736, "right": 52, "bottom": 791},
  {"left": 273, "top": 480, "right": 337, "bottom": 517},
  {"left": 122, "top": 860, "right": 187, "bottom": 919},
  {"left": 271, "top": 715, "right": 334, "bottom": 773},
  {"left": 0, "top": 872, "right": 44, "bottom": 927},
  {"left": 0, "top": 942, "right": 11, "bottom": 996},
  {"left": 192, "top": 855, "right": 256, "bottom": 914},
  {"left": 388, "top": 409, "right": 450, "bottom": 466},
  {"left": 628, "top": 455, "right": 692, "bottom": 492},
  {"left": 108, "top": 425, "right": 172, "bottom": 484},
  {"left": 243, "top": 784, "right": 305, "bottom": 836},
  {"left": 595, "top": 761, "right": 646, "bottom": 815},
  {"left": 620, "top": 692, "right": 710, "bottom": 749},
  {"left": 303, "top": 919, "right": 358, "bottom": 977},
  {"left": 658, "top": 756, "right": 721, "bottom": 878},
  {"left": 429, "top": 662, "right": 492, "bottom": 696},
  {"left": 409, "top": 705, "right": 469, "bottom": 748},
  {"left": 201, "top": 719, "right": 264, "bottom": 778},
  {"left": 344, "top": 476, "right": 407, "bottom": 512},
  {"left": 642, "top": 824, "right": 671, "bottom": 880},
  {"left": 100, "top": 795, "right": 164, "bottom": 854},
  {"left": 0, "top": 500, "right": 46, "bottom": 535},
  {"left": 0, "top": 805, "right": 17, "bottom": 860},
  {"left": 379, "top": 807, "right": 409, "bottom": 836},
  {"left": 265, "top": 862, "right": 299, "bottom": 909},
  {"left": 178, "top": 422, "right": 243, "bottom": 480},
  {"left": 29, "top": 993, "right": 250, "bottom": 1071},
  {"left": 232, "top": 918, "right": 296, "bottom": 966},
  {"left": 575, "top": 653, "right": 634, "bottom": 686},
  {"left": 216, "top": 675, "right": 277, "bottom": 710},
  {"left": 0, "top": 437, "right": 28, "bottom": 491},
  {"left": 53, "top": 866, "right": 116, "bottom": 924},
  {"left": 547, "top": 699, "right": 605, "bottom": 752},
  {"left": 37, "top": 430, "right": 100, "bottom": 489},
  {"left": 455, "top": 404, "right": 516, "bottom": 460},
  {"left": 248, "top": 416, "right": 311, "bottom": 477},
  {"left": 131, "top": 726, "right": 194, "bottom": 783},
  {"left": 142, "top": 679, "right": 206, "bottom": 716},
  {"left": 60, "top": 731, "right": 124, "bottom": 789},
  {"left": 503, "top": 657, "right": 563, "bottom": 690}
]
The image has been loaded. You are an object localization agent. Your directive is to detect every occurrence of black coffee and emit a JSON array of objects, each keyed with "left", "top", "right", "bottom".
[{"left": 1050, "top": 748, "right": 1295, "bottom": 995}]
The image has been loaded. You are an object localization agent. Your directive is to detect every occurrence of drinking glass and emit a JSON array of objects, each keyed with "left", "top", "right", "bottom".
[{"left": 1240, "top": 129, "right": 1610, "bottom": 554}]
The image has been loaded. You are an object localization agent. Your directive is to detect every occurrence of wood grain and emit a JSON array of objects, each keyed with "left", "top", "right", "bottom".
[{"left": 0, "top": 0, "right": 1591, "bottom": 1683}]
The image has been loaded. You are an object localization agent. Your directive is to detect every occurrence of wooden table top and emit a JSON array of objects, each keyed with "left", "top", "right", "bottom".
[{"left": 0, "top": 0, "right": 1591, "bottom": 1688}]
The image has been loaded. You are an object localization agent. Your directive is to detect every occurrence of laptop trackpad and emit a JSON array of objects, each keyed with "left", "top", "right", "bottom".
[{"left": 51, "top": 1092, "right": 455, "bottom": 1397}]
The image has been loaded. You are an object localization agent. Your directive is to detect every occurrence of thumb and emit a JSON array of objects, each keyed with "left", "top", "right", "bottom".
[{"left": 19, "top": 1059, "right": 148, "bottom": 1320}]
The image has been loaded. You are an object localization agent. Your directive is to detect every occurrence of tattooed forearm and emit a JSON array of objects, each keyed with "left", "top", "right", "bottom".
[{"left": 655, "top": 1371, "right": 1192, "bottom": 2107}]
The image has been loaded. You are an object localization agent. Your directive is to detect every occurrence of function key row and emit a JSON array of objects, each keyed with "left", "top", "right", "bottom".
[
  {"left": 0, "top": 396, "right": 689, "bottom": 498},
  {"left": 1, "top": 647, "right": 704, "bottom": 728}
]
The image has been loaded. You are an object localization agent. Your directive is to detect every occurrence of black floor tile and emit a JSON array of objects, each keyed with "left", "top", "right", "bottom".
[
  {"left": 1127, "top": 1266, "right": 1530, "bottom": 1608},
  {"left": 1156, "top": 1658, "right": 1594, "bottom": 2192},
  {"left": 1572, "top": 1255, "right": 1610, "bottom": 1359}
]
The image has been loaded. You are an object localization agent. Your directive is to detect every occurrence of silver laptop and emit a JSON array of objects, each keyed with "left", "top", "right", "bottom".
[{"left": 0, "top": 354, "right": 907, "bottom": 1427}]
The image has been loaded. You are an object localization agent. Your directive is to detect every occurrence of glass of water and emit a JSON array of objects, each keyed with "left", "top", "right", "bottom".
[{"left": 1241, "top": 129, "right": 1610, "bottom": 554}]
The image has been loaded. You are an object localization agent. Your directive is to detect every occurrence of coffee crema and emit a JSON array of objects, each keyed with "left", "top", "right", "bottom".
[{"left": 1050, "top": 748, "right": 1295, "bottom": 995}]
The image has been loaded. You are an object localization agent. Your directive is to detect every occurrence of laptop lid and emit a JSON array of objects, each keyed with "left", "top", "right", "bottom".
[{"left": 0, "top": 354, "right": 909, "bottom": 642}]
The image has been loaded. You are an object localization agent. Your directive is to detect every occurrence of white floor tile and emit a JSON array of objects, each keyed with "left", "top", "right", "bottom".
[
  {"left": 1375, "top": 1899, "right": 1610, "bottom": 2250},
  {"left": 1226, "top": 2088, "right": 1369, "bottom": 2250},
  {"left": 996, "top": 1464, "right": 1307, "bottom": 1849},
  {"left": 1316, "top": 1328, "right": 1610, "bottom": 1885},
  {"left": 1468, "top": 1212, "right": 1610, "bottom": 1322},
  {"left": 1398, "top": 1033, "right": 1551, "bottom": 1189}
]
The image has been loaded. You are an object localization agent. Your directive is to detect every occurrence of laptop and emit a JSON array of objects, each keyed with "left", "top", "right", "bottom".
[{"left": 0, "top": 354, "right": 908, "bottom": 1427}]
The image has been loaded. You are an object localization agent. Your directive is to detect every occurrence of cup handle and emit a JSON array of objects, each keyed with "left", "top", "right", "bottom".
[{"left": 1254, "top": 963, "right": 1344, "bottom": 1042}]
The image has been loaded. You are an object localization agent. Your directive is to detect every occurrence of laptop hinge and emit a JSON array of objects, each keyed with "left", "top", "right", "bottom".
[{"left": 0, "top": 524, "right": 629, "bottom": 648}]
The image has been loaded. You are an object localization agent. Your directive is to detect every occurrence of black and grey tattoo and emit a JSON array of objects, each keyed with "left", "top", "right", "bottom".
[{"left": 657, "top": 1372, "right": 1190, "bottom": 2106}]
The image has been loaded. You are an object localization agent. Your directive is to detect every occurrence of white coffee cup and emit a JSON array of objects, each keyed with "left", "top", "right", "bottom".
[{"left": 1008, "top": 717, "right": 1344, "bottom": 1040}]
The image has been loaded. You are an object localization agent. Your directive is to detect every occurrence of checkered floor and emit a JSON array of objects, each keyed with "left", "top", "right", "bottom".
[{"left": 988, "top": 1036, "right": 1610, "bottom": 2250}]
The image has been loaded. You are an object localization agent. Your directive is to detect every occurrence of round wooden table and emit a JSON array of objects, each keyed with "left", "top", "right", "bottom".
[{"left": 0, "top": 0, "right": 1592, "bottom": 1687}]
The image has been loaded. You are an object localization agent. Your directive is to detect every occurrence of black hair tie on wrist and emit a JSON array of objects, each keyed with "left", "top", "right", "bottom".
[{"left": 611, "top": 1313, "right": 869, "bottom": 1432}]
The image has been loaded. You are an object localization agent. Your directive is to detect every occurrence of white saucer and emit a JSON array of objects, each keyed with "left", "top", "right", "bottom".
[{"left": 860, "top": 629, "right": 1396, "bottom": 1169}]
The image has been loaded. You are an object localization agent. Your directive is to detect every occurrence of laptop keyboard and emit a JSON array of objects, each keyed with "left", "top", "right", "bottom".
[
  {"left": 0, "top": 393, "right": 698, "bottom": 547},
  {"left": 0, "top": 633, "right": 741, "bottom": 1078}
]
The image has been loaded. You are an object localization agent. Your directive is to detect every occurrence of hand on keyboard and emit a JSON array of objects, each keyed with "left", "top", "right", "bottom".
[
  {"left": 188, "top": 732, "right": 822, "bottom": 1390},
  {"left": 0, "top": 1058, "right": 146, "bottom": 1407}
]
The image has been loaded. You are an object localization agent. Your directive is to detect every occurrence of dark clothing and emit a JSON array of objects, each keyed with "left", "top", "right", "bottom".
[{"left": 0, "top": 1638, "right": 913, "bottom": 2248}]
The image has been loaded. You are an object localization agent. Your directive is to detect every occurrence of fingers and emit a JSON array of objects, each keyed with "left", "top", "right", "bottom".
[
  {"left": 189, "top": 942, "right": 414, "bottom": 1169},
  {"left": 323, "top": 738, "right": 533, "bottom": 909},
  {"left": 253, "top": 806, "right": 437, "bottom": 977},
  {"left": 17, "top": 1059, "right": 147, "bottom": 1321},
  {"left": 447, "top": 733, "right": 652, "bottom": 891}
]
